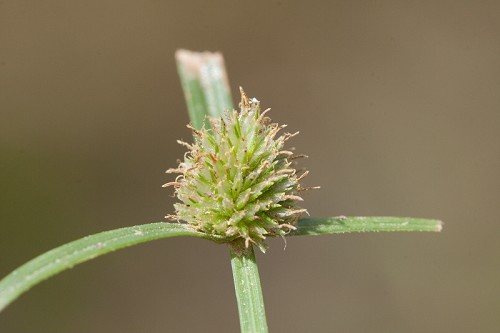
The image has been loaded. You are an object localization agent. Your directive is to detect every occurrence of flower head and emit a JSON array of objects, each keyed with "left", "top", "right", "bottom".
[{"left": 165, "top": 88, "right": 310, "bottom": 252}]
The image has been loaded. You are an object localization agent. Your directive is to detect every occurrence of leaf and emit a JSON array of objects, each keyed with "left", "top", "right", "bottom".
[
  {"left": 291, "top": 216, "right": 443, "bottom": 236},
  {"left": 175, "top": 49, "right": 233, "bottom": 130},
  {"left": 0, "top": 222, "right": 220, "bottom": 313}
]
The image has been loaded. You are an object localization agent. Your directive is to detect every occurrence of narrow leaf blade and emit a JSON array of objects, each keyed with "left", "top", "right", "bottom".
[
  {"left": 0, "top": 222, "right": 212, "bottom": 313},
  {"left": 175, "top": 49, "right": 233, "bottom": 129},
  {"left": 291, "top": 216, "right": 442, "bottom": 236}
]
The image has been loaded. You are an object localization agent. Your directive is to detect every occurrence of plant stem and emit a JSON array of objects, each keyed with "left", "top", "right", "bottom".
[
  {"left": 176, "top": 49, "right": 268, "bottom": 332},
  {"left": 230, "top": 243, "right": 269, "bottom": 333}
]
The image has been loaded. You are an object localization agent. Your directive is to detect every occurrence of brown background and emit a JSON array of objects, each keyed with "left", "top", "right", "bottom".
[{"left": 1, "top": 1, "right": 499, "bottom": 332}]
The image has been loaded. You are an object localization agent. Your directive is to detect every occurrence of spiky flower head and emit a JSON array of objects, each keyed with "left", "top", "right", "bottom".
[{"left": 165, "top": 88, "right": 310, "bottom": 252}]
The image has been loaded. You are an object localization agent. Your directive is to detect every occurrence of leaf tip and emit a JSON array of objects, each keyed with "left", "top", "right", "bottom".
[{"left": 434, "top": 220, "right": 444, "bottom": 232}]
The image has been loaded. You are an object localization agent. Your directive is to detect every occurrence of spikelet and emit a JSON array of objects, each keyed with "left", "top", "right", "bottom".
[{"left": 165, "top": 88, "right": 309, "bottom": 252}]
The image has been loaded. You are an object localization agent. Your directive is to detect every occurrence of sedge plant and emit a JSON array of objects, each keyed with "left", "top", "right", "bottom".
[{"left": 0, "top": 49, "right": 442, "bottom": 333}]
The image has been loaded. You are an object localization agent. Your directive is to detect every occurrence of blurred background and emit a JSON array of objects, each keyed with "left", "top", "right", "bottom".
[{"left": 1, "top": 1, "right": 499, "bottom": 332}]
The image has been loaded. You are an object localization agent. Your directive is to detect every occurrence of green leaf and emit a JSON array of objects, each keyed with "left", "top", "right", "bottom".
[
  {"left": 291, "top": 216, "right": 443, "bottom": 236},
  {"left": 0, "top": 222, "right": 220, "bottom": 313},
  {"left": 175, "top": 49, "right": 233, "bottom": 130},
  {"left": 230, "top": 244, "right": 268, "bottom": 333}
]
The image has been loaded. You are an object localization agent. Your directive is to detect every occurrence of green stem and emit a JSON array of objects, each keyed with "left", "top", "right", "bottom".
[
  {"left": 177, "top": 49, "right": 266, "bottom": 333},
  {"left": 230, "top": 243, "right": 268, "bottom": 333}
]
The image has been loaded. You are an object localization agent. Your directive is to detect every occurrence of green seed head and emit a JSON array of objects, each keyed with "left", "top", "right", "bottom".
[{"left": 165, "top": 88, "right": 310, "bottom": 252}]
